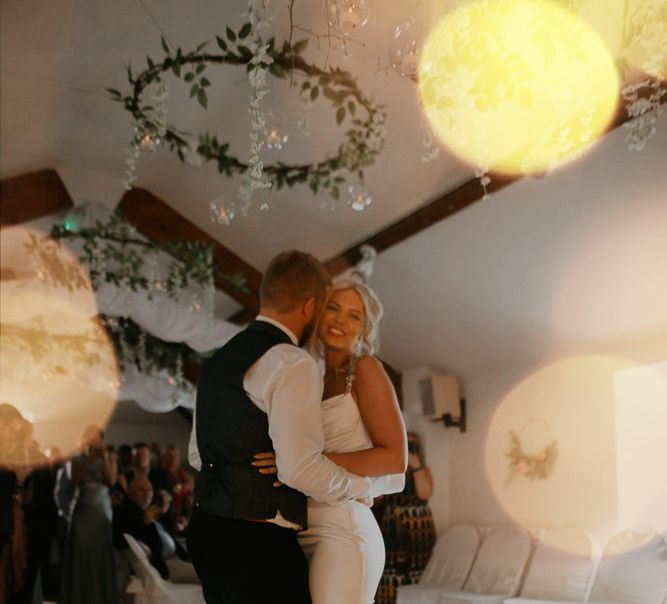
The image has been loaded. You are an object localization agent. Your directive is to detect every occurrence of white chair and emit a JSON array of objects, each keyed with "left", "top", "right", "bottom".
[
  {"left": 397, "top": 524, "right": 481, "bottom": 604},
  {"left": 123, "top": 533, "right": 204, "bottom": 604},
  {"left": 505, "top": 527, "right": 597, "bottom": 604},
  {"left": 587, "top": 528, "right": 667, "bottom": 604},
  {"left": 437, "top": 526, "right": 532, "bottom": 604}
]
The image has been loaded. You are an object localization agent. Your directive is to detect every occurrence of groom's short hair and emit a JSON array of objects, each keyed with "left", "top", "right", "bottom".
[{"left": 260, "top": 250, "right": 331, "bottom": 313}]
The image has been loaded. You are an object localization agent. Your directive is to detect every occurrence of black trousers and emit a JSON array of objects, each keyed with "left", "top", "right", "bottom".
[{"left": 186, "top": 510, "right": 311, "bottom": 604}]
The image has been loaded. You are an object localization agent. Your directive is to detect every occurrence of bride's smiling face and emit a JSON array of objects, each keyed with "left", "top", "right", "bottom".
[{"left": 318, "top": 288, "right": 365, "bottom": 353}]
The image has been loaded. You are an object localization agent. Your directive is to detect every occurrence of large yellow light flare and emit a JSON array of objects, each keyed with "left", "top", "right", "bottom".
[
  {"left": 574, "top": 0, "right": 666, "bottom": 80},
  {"left": 0, "top": 227, "right": 119, "bottom": 469},
  {"left": 418, "top": 0, "right": 619, "bottom": 175},
  {"left": 484, "top": 355, "right": 666, "bottom": 554}
]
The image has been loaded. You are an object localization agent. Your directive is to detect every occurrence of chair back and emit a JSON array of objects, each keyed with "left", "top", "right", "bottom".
[
  {"left": 462, "top": 526, "right": 531, "bottom": 596},
  {"left": 420, "top": 524, "right": 481, "bottom": 590},
  {"left": 520, "top": 527, "right": 596, "bottom": 601},
  {"left": 589, "top": 528, "right": 667, "bottom": 604},
  {"left": 123, "top": 533, "right": 167, "bottom": 597}
]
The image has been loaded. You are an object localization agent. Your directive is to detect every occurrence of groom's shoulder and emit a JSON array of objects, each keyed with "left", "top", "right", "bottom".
[
  {"left": 255, "top": 342, "right": 317, "bottom": 373},
  {"left": 264, "top": 342, "right": 313, "bottom": 362}
]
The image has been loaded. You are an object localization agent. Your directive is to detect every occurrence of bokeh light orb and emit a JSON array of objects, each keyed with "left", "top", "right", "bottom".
[
  {"left": 0, "top": 227, "right": 119, "bottom": 469},
  {"left": 485, "top": 355, "right": 667, "bottom": 552},
  {"left": 574, "top": 0, "right": 666, "bottom": 80},
  {"left": 418, "top": 0, "right": 620, "bottom": 174}
]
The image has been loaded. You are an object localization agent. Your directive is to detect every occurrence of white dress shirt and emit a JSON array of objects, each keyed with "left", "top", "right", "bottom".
[{"left": 188, "top": 316, "right": 371, "bottom": 527}]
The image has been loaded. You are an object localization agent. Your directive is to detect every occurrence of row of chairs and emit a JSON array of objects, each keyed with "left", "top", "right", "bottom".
[
  {"left": 123, "top": 533, "right": 204, "bottom": 604},
  {"left": 397, "top": 525, "right": 667, "bottom": 604}
]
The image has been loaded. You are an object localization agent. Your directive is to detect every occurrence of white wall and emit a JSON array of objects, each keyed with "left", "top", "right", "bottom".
[
  {"left": 402, "top": 334, "right": 667, "bottom": 544},
  {"left": 104, "top": 400, "right": 192, "bottom": 459}
]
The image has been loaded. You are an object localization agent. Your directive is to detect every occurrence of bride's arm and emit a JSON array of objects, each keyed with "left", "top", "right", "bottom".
[{"left": 325, "top": 356, "right": 407, "bottom": 477}]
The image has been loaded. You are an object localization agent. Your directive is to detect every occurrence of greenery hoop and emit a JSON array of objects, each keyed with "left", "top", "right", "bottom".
[{"left": 108, "top": 23, "right": 387, "bottom": 200}]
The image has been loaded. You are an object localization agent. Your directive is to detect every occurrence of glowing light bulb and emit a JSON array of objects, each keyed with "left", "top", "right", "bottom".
[
  {"left": 418, "top": 0, "right": 619, "bottom": 175},
  {"left": 389, "top": 17, "right": 424, "bottom": 81},
  {"left": 209, "top": 197, "right": 236, "bottom": 226},
  {"left": 347, "top": 184, "right": 372, "bottom": 211},
  {"left": 328, "top": 0, "right": 369, "bottom": 36},
  {"left": 139, "top": 132, "right": 159, "bottom": 152}
]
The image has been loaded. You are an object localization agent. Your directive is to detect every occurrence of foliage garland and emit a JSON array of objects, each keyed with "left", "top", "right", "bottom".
[
  {"left": 22, "top": 215, "right": 246, "bottom": 394},
  {"left": 108, "top": 22, "right": 387, "bottom": 201},
  {"left": 101, "top": 315, "right": 211, "bottom": 391},
  {"left": 505, "top": 430, "right": 558, "bottom": 485},
  {"left": 41, "top": 211, "right": 249, "bottom": 297}
]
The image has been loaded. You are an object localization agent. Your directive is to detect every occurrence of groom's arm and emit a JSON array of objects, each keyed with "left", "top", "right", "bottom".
[{"left": 249, "top": 345, "right": 371, "bottom": 504}]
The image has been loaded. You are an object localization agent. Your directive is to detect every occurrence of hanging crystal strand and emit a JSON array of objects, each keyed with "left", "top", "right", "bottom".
[
  {"left": 245, "top": 0, "right": 274, "bottom": 202},
  {"left": 474, "top": 166, "right": 491, "bottom": 200},
  {"left": 204, "top": 251, "right": 216, "bottom": 319},
  {"left": 420, "top": 120, "right": 440, "bottom": 163},
  {"left": 144, "top": 252, "right": 158, "bottom": 299},
  {"left": 152, "top": 80, "right": 169, "bottom": 139},
  {"left": 622, "top": 79, "right": 665, "bottom": 151},
  {"left": 123, "top": 139, "right": 140, "bottom": 190},
  {"left": 297, "top": 85, "right": 313, "bottom": 136}
]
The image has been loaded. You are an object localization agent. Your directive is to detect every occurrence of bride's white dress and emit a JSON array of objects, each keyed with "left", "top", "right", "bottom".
[{"left": 298, "top": 391, "right": 405, "bottom": 604}]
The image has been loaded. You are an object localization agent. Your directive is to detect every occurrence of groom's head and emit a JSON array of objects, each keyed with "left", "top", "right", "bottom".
[{"left": 260, "top": 250, "right": 330, "bottom": 343}]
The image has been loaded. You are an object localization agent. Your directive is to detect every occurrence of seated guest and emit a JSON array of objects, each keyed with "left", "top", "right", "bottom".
[
  {"left": 124, "top": 443, "right": 172, "bottom": 495},
  {"left": 112, "top": 476, "right": 169, "bottom": 580}
]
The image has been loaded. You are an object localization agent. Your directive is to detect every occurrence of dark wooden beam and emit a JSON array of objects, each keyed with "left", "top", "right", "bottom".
[
  {"left": 323, "top": 88, "right": 658, "bottom": 274},
  {"left": 0, "top": 169, "right": 73, "bottom": 227},
  {"left": 324, "top": 174, "right": 517, "bottom": 274},
  {"left": 119, "top": 188, "right": 262, "bottom": 317}
]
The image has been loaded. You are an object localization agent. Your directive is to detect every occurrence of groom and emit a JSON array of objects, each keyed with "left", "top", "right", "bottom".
[{"left": 186, "top": 250, "right": 372, "bottom": 604}]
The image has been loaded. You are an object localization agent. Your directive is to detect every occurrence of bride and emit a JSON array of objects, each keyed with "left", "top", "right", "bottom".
[{"left": 255, "top": 278, "right": 407, "bottom": 604}]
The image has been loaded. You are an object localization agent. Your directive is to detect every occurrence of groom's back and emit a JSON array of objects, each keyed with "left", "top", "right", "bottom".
[{"left": 193, "top": 321, "right": 308, "bottom": 527}]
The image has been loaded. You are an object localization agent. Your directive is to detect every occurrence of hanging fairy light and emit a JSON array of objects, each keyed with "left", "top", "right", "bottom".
[
  {"left": 327, "top": 0, "right": 370, "bottom": 36},
  {"left": 347, "top": 183, "right": 372, "bottom": 211},
  {"left": 388, "top": 16, "right": 424, "bottom": 81},
  {"left": 263, "top": 113, "right": 289, "bottom": 150},
  {"left": 139, "top": 131, "right": 160, "bottom": 152},
  {"left": 209, "top": 196, "right": 236, "bottom": 226}
]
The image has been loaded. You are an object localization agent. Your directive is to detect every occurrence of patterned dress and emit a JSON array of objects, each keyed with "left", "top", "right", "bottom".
[{"left": 374, "top": 466, "right": 437, "bottom": 604}]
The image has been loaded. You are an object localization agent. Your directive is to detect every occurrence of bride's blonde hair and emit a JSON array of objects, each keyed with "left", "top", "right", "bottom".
[{"left": 313, "top": 279, "right": 384, "bottom": 357}]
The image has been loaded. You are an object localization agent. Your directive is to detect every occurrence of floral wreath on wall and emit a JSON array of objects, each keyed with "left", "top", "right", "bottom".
[{"left": 506, "top": 418, "right": 559, "bottom": 485}]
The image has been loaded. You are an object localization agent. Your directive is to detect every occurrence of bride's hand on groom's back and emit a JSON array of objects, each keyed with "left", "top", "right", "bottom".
[{"left": 252, "top": 452, "right": 283, "bottom": 487}]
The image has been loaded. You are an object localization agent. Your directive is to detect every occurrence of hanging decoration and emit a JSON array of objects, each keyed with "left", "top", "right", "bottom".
[
  {"left": 23, "top": 212, "right": 248, "bottom": 403},
  {"left": 46, "top": 211, "right": 248, "bottom": 299},
  {"left": 327, "top": 0, "right": 371, "bottom": 36},
  {"left": 505, "top": 420, "right": 559, "bottom": 485},
  {"left": 388, "top": 16, "right": 424, "bottom": 81},
  {"left": 108, "top": 1, "right": 386, "bottom": 216}
]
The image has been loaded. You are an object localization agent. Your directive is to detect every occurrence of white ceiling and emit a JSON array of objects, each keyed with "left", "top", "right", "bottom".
[{"left": 2, "top": 1, "right": 666, "bottom": 377}]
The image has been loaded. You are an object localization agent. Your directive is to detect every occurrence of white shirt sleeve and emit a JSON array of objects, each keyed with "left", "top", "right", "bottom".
[
  {"left": 188, "top": 411, "right": 201, "bottom": 471},
  {"left": 246, "top": 345, "right": 371, "bottom": 504},
  {"left": 369, "top": 473, "right": 406, "bottom": 498}
]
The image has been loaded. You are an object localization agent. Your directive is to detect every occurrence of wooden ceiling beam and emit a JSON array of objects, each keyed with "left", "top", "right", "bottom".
[
  {"left": 325, "top": 174, "right": 518, "bottom": 274},
  {"left": 119, "top": 188, "right": 262, "bottom": 317},
  {"left": 323, "top": 90, "right": 658, "bottom": 274},
  {"left": 0, "top": 169, "right": 73, "bottom": 227}
]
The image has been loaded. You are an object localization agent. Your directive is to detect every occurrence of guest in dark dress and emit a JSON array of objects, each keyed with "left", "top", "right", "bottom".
[
  {"left": 58, "top": 426, "right": 117, "bottom": 604},
  {"left": 375, "top": 432, "right": 437, "bottom": 604}
]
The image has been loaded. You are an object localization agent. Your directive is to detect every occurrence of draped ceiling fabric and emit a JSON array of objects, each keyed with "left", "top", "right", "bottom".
[{"left": 1, "top": 202, "right": 242, "bottom": 414}]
